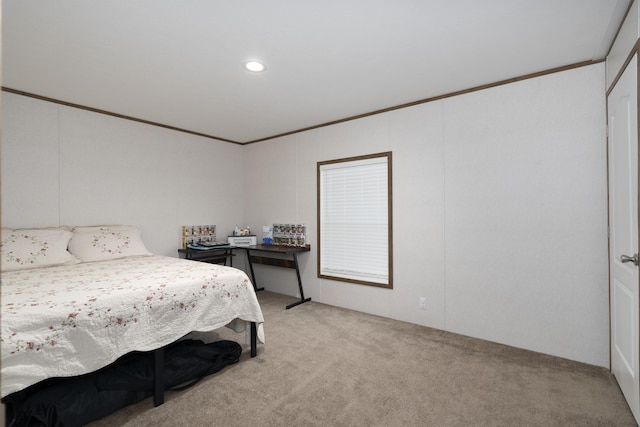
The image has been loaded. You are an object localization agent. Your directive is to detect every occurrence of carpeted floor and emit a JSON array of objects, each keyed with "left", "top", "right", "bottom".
[{"left": 89, "top": 291, "right": 637, "bottom": 426}]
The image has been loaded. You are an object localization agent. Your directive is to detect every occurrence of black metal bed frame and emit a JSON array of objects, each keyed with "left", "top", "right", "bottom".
[
  {"left": 152, "top": 321, "right": 257, "bottom": 406},
  {"left": 3, "top": 321, "right": 258, "bottom": 425}
]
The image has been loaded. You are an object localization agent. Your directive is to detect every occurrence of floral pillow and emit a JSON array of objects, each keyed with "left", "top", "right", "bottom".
[
  {"left": 1, "top": 227, "right": 81, "bottom": 272},
  {"left": 68, "top": 225, "right": 152, "bottom": 262}
]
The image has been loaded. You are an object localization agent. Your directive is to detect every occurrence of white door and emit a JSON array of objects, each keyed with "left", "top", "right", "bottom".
[{"left": 608, "top": 54, "right": 640, "bottom": 422}]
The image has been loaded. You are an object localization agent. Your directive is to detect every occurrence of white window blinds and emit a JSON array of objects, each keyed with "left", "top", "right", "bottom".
[{"left": 318, "top": 152, "right": 392, "bottom": 288}]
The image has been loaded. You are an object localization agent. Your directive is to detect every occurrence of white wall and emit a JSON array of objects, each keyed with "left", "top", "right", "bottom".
[
  {"left": 1, "top": 63, "right": 609, "bottom": 366},
  {"left": 1, "top": 92, "right": 245, "bottom": 256},
  {"left": 243, "top": 63, "right": 609, "bottom": 367}
]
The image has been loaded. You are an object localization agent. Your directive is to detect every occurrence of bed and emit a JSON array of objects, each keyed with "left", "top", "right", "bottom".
[{"left": 0, "top": 225, "right": 264, "bottom": 405}]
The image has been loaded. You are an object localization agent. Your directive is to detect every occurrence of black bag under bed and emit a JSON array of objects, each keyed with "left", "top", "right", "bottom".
[{"left": 3, "top": 337, "right": 246, "bottom": 427}]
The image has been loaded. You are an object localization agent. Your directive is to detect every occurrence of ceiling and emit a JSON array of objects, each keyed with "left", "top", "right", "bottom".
[{"left": 2, "top": 1, "right": 632, "bottom": 143}]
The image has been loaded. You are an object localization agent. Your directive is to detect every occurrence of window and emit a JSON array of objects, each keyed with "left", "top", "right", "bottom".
[{"left": 317, "top": 152, "right": 393, "bottom": 288}]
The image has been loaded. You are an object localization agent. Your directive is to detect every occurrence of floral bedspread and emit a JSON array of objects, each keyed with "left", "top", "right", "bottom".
[{"left": 0, "top": 255, "right": 264, "bottom": 397}]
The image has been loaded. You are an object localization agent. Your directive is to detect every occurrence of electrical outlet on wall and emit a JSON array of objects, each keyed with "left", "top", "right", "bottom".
[{"left": 419, "top": 297, "right": 427, "bottom": 310}]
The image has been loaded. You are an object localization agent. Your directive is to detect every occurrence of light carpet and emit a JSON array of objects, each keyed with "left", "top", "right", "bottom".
[{"left": 89, "top": 291, "right": 636, "bottom": 426}]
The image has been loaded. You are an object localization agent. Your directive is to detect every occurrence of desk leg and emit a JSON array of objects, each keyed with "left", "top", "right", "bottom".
[
  {"left": 246, "top": 249, "right": 264, "bottom": 292},
  {"left": 286, "top": 252, "right": 312, "bottom": 309}
]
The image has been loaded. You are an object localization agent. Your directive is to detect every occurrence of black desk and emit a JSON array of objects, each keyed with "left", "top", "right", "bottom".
[
  {"left": 178, "top": 246, "right": 235, "bottom": 267},
  {"left": 237, "top": 244, "right": 311, "bottom": 309}
]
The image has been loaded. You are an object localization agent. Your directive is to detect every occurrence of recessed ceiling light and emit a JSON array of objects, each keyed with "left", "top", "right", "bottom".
[{"left": 244, "top": 60, "right": 266, "bottom": 72}]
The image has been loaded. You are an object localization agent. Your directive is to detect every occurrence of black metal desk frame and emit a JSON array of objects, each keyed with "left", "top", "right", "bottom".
[
  {"left": 177, "top": 247, "right": 235, "bottom": 267},
  {"left": 239, "top": 244, "right": 311, "bottom": 309}
]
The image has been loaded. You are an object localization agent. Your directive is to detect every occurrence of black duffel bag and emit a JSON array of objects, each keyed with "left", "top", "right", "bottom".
[{"left": 4, "top": 339, "right": 242, "bottom": 427}]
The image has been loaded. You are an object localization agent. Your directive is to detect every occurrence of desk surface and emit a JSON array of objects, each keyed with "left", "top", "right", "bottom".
[
  {"left": 178, "top": 246, "right": 235, "bottom": 254},
  {"left": 239, "top": 244, "right": 311, "bottom": 254},
  {"left": 179, "top": 244, "right": 311, "bottom": 255}
]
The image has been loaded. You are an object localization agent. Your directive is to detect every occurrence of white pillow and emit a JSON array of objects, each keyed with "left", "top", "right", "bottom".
[
  {"left": 69, "top": 225, "right": 152, "bottom": 262},
  {"left": 1, "top": 227, "right": 80, "bottom": 272}
]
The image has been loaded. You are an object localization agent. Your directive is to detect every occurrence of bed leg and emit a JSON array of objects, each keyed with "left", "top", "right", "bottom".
[
  {"left": 154, "top": 348, "right": 165, "bottom": 406},
  {"left": 250, "top": 322, "right": 257, "bottom": 357},
  {"left": 3, "top": 401, "right": 13, "bottom": 427}
]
